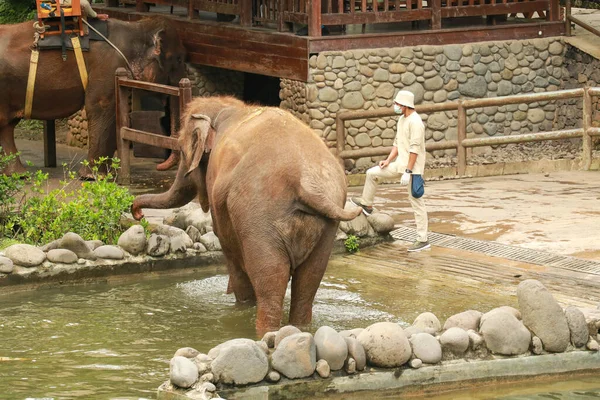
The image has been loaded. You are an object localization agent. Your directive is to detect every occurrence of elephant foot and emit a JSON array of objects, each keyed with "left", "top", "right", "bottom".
[
  {"left": 156, "top": 151, "right": 180, "bottom": 171},
  {"left": 1, "top": 158, "right": 27, "bottom": 176}
]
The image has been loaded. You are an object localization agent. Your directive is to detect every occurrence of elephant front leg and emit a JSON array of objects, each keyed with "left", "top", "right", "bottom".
[{"left": 0, "top": 121, "right": 27, "bottom": 175}]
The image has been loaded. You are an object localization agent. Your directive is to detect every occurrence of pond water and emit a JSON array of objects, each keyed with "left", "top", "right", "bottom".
[{"left": 0, "top": 249, "right": 598, "bottom": 399}]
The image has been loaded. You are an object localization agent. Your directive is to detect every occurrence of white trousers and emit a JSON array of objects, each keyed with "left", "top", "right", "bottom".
[{"left": 362, "top": 166, "right": 428, "bottom": 242}]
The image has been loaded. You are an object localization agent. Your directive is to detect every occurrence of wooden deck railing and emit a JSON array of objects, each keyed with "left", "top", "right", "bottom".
[
  {"left": 107, "top": 0, "right": 559, "bottom": 36},
  {"left": 335, "top": 88, "right": 600, "bottom": 175}
]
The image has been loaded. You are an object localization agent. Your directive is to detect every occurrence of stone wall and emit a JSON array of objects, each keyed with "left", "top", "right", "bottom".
[
  {"left": 280, "top": 38, "right": 571, "bottom": 172},
  {"left": 67, "top": 64, "right": 244, "bottom": 147}
]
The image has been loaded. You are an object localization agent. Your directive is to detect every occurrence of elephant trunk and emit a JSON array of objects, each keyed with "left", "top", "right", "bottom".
[{"left": 131, "top": 164, "right": 198, "bottom": 220}]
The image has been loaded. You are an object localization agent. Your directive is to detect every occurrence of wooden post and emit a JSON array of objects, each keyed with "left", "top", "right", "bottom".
[
  {"left": 240, "top": 0, "right": 252, "bottom": 26},
  {"left": 431, "top": 0, "right": 441, "bottom": 30},
  {"left": 565, "top": 0, "right": 571, "bottom": 36},
  {"left": 136, "top": 0, "right": 147, "bottom": 12},
  {"left": 115, "top": 68, "right": 132, "bottom": 185},
  {"left": 174, "top": 78, "right": 192, "bottom": 144},
  {"left": 188, "top": 0, "right": 194, "bottom": 20},
  {"left": 309, "top": 0, "right": 322, "bottom": 37},
  {"left": 582, "top": 87, "right": 592, "bottom": 171},
  {"left": 548, "top": 0, "right": 559, "bottom": 22},
  {"left": 43, "top": 120, "right": 57, "bottom": 168},
  {"left": 457, "top": 101, "right": 466, "bottom": 176}
]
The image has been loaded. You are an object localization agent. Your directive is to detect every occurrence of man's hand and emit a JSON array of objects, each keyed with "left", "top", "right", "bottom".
[
  {"left": 379, "top": 159, "right": 390, "bottom": 169},
  {"left": 97, "top": 14, "right": 109, "bottom": 20},
  {"left": 400, "top": 172, "right": 411, "bottom": 186}
]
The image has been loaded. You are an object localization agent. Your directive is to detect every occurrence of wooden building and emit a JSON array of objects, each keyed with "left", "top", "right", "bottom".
[{"left": 100, "top": 0, "right": 565, "bottom": 82}]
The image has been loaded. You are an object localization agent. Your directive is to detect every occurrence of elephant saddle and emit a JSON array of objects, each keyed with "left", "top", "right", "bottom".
[{"left": 35, "top": 19, "right": 109, "bottom": 51}]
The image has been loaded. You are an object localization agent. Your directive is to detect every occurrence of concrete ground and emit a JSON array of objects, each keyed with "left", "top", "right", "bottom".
[{"left": 14, "top": 137, "right": 600, "bottom": 262}]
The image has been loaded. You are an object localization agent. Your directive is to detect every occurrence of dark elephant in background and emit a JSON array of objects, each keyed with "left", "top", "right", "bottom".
[
  {"left": 0, "top": 16, "right": 187, "bottom": 176},
  {"left": 132, "top": 96, "right": 362, "bottom": 335}
]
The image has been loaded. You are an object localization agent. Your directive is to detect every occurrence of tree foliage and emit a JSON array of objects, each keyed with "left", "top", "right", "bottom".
[{"left": 0, "top": 0, "right": 36, "bottom": 24}]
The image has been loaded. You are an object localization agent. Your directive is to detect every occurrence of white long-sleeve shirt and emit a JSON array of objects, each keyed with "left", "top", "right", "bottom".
[{"left": 389, "top": 111, "right": 426, "bottom": 175}]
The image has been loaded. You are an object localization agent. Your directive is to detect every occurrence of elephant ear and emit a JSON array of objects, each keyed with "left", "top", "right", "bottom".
[{"left": 181, "top": 113, "right": 213, "bottom": 176}]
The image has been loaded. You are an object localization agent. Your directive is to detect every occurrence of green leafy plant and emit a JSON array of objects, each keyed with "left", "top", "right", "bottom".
[
  {"left": 0, "top": 0, "right": 36, "bottom": 24},
  {"left": 344, "top": 234, "right": 360, "bottom": 253},
  {"left": 9, "top": 157, "right": 134, "bottom": 245},
  {"left": 0, "top": 148, "right": 30, "bottom": 239}
]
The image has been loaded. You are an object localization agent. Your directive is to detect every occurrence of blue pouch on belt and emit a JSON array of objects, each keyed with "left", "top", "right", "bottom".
[{"left": 411, "top": 174, "right": 424, "bottom": 198}]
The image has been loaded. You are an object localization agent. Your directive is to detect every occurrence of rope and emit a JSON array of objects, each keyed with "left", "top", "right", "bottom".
[{"left": 82, "top": 19, "right": 135, "bottom": 77}]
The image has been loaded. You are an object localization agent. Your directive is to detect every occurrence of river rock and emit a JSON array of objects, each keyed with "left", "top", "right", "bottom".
[
  {"left": 85, "top": 240, "right": 104, "bottom": 251},
  {"left": 266, "top": 370, "right": 280, "bottom": 382},
  {"left": 210, "top": 340, "right": 269, "bottom": 385},
  {"left": 357, "top": 322, "right": 411, "bottom": 368},
  {"left": 314, "top": 326, "right": 347, "bottom": 371},
  {"left": 5, "top": 244, "right": 46, "bottom": 267},
  {"left": 403, "top": 326, "right": 424, "bottom": 338},
  {"left": 439, "top": 327, "right": 469, "bottom": 354},
  {"left": 118, "top": 225, "right": 147, "bottom": 255},
  {"left": 339, "top": 328, "right": 364, "bottom": 339},
  {"left": 409, "top": 332, "right": 442, "bottom": 364},
  {"left": 47, "top": 249, "right": 78, "bottom": 264},
  {"left": 443, "top": 310, "right": 483, "bottom": 331},
  {"left": 517, "top": 279, "right": 570, "bottom": 352},
  {"left": 154, "top": 225, "right": 193, "bottom": 250},
  {"left": 174, "top": 347, "right": 200, "bottom": 358},
  {"left": 185, "top": 209, "right": 213, "bottom": 234},
  {"left": 271, "top": 333, "right": 316, "bottom": 379},
  {"left": 413, "top": 312, "right": 441, "bottom": 335},
  {"left": 316, "top": 359, "right": 330, "bottom": 378},
  {"left": 194, "top": 354, "right": 213, "bottom": 376},
  {"left": 275, "top": 325, "right": 302, "bottom": 348},
  {"left": 339, "top": 213, "right": 370, "bottom": 237},
  {"left": 93, "top": 245, "right": 124, "bottom": 260},
  {"left": 467, "top": 329, "right": 484, "bottom": 350},
  {"left": 344, "top": 357, "right": 357, "bottom": 374},
  {"left": 479, "top": 310, "right": 531, "bottom": 355},
  {"left": 199, "top": 231, "right": 221, "bottom": 251},
  {"left": 0, "top": 256, "right": 14, "bottom": 273},
  {"left": 163, "top": 203, "right": 202, "bottom": 230},
  {"left": 565, "top": 306, "right": 589, "bottom": 348},
  {"left": 146, "top": 234, "right": 170, "bottom": 257},
  {"left": 532, "top": 336, "right": 544, "bottom": 354},
  {"left": 59, "top": 232, "right": 97, "bottom": 260},
  {"left": 366, "top": 212, "right": 395, "bottom": 234},
  {"left": 170, "top": 356, "right": 199, "bottom": 388},
  {"left": 480, "top": 306, "right": 521, "bottom": 327},
  {"left": 344, "top": 336, "right": 366, "bottom": 371},
  {"left": 39, "top": 239, "right": 61, "bottom": 252},
  {"left": 208, "top": 338, "right": 256, "bottom": 359},
  {"left": 185, "top": 226, "right": 203, "bottom": 243},
  {"left": 262, "top": 331, "right": 277, "bottom": 348}
]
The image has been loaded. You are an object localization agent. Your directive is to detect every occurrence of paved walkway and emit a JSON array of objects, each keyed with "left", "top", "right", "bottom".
[{"left": 564, "top": 7, "right": 600, "bottom": 59}]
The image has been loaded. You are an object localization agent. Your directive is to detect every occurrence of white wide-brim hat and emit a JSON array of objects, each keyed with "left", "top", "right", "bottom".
[{"left": 394, "top": 90, "right": 415, "bottom": 108}]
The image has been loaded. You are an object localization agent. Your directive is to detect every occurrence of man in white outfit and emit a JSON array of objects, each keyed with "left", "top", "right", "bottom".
[{"left": 351, "top": 90, "right": 430, "bottom": 252}]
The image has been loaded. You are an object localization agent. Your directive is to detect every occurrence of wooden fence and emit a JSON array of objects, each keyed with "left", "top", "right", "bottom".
[{"left": 335, "top": 87, "right": 600, "bottom": 175}]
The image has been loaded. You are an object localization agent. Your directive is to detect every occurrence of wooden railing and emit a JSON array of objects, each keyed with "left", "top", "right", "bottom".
[
  {"left": 115, "top": 67, "right": 192, "bottom": 184},
  {"left": 107, "top": 0, "right": 559, "bottom": 35},
  {"left": 335, "top": 88, "right": 600, "bottom": 175}
]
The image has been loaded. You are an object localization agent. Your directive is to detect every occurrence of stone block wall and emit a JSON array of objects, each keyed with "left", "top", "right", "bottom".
[{"left": 280, "top": 38, "right": 571, "bottom": 172}]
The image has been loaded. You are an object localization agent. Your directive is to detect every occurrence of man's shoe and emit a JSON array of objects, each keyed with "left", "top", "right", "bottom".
[
  {"left": 350, "top": 197, "right": 374, "bottom": 216},
  {"left": 408, "top": 240, "right": 431, "bottom": 252}
]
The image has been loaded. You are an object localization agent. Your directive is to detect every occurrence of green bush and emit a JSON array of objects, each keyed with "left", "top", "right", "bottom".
[
  {"left": 0, "top": 0, "right": 36, "bottom": 24},
  {"left": 6, "top": 157, "right": 134, "bottom": 245},
  {"left": 344, "top": 234, "right": 360, "bottom": 253},
  {"left": 0, "top": 148, "right": 30, "bottom": 236}
]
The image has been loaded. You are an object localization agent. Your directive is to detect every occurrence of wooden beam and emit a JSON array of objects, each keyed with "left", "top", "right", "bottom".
[
  {"left": 440, "top": 0, "right": 549, "bottom": 18},
  {"left": 321, "top": 9, "right": 431, "bottom": 25}
]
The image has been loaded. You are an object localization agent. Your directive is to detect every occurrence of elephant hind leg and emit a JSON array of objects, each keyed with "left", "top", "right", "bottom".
[
  {"left": 226, "top": 260, "right": 256, "bottom": 304},
  {"left": 0, "top": 120, "right": 27, "bottom": 175},
  {"left": 289, "top": 222, "right": 338, "bottom": 330}
]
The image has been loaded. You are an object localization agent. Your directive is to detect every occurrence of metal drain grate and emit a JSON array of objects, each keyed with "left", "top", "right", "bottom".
[{"left": 391, "top": 226, "right": 600, "bottom": 275}]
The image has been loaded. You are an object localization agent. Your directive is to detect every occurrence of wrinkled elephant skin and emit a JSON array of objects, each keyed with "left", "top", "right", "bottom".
[
  {"left": 0, "top": 17, "right": 186, "bottom": 176},
  {"left": 132, "top": 97, "right": 362, "bottom": 335}
]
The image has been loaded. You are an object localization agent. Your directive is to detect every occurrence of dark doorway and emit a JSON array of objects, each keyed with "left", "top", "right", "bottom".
[{"left": 243, "top": 72, "right": 281, "bottom": 106}]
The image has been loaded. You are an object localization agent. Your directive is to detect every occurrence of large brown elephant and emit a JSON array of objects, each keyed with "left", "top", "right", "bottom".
[
  {"left": 132, "top": 97, "right": 362, "bottom": 335},
  {"left": 0, "top": 17, "right": 186, "bottom": 176}
]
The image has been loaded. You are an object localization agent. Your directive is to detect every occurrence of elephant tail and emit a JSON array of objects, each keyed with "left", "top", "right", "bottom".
[{"left": 298, "top": 179, "right": 362, "bottom": 222}]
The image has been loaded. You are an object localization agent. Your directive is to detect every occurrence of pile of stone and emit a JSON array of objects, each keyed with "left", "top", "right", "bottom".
[
  {"left": 66, "top": 109, "right": 88, "bottom": 148},
  {"left": 159, "top": 279, "right": 600, "bottom": 400},
  {"left": 0, "top": 206, "right": 219, "bottom": 276}
]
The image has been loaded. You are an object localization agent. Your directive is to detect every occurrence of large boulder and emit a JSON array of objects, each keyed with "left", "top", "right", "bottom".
[
  {"left": 366, "top": 213, "right": 395, "bottom": 234},
  {"left": 413, "top": 312, "right": 441, "bottom": 335},
  {"left": 314, "top": 326, "right": 348, "bottom": 371},
  {"left": 47, "top": 249, "right": 78, "bottom": 264},
  {"left": 170, "top": 356, "right": 199, "bottom": 388},
  {"left": 517, "top": 279, "right": 570, "bottom": 352},
  {"left": 409, "top": 333, "right": 442, "bottom": 364},
  {"left": 443, "top": 310, "right": 483, "bottom": 331},
  {"left": 5, "top": 244, "right": 46, "bottom": 267},
  {"left": 199, "top": 231, "right": 221, "bottom": 251},
  {"left": 274, "top": 325, "right": 302, "bottom": 348},
  {"left": 210, "top": 340, "right": 269, "bottom": 385},
  {"left": 93, "top": 245, "right": 124, "bottom": 260},
  {"left": 564, "top": 306, "right": 589, "bottom": 348},
  {"left": 271, "top": 333, "right": 316, "bottom": 379},
  {"left": 59, "top": 232, "right": 97, "bottom": 260},
  {"left": 357, "top": 322, "right": 411, "bottom": 368},
  {"left": 146, "top": 234, "right": 170, "bottom": 257},
  {"left": 479, "top": 310, "right": 531, "bottom": 355},
  {"left": 118, "top": 225, "right": 147, "bottom": 255},
  {"left": 480, "top": 306, "right": 521, "bottom": 327}
]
